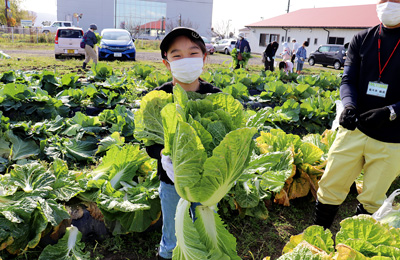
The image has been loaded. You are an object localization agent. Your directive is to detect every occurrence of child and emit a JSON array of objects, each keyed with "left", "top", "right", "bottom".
[
  {"left": 279, "top": 60, "right": 294, "bottom": 75},
  {"left": 145, "top": 27, "right": 221, "bottom": 260},
  {"left": 296, "top": 41, "right": 309, "bottom": 74},
  {"left": 280, "top": 42, "right": 291, "bottom": 61}
]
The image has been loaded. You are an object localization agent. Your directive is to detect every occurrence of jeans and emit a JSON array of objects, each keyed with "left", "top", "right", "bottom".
[
  {"left": 158, "top": 182, "right": 204, "bottom": 259},
  {"left": 297, "top": 61, "right": 304, "bottom": 72},
  {"left": 158, "top": 181, "right": 181, "bottom": 259}
]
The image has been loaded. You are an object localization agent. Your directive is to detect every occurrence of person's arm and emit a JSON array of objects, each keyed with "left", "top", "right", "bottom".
[
  {"left": 340, "top": 65, "right": 359, "bottom": 108},
  {"left": 246, "top": 41, "right": 251, "bottom": 53},
  {"left": 340, "top": 33, "right": 362, "bottom": 108}
]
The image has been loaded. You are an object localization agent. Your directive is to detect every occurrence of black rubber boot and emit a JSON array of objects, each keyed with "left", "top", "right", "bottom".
[
  {"left": 313, "top": 200, "right": 340, "bottom": 229},
  {"left": 82, "top": 62, "right": 87, "bottom": 69},
  {"left": 355, "top": 203, "right": 372, "bottom": 215}
]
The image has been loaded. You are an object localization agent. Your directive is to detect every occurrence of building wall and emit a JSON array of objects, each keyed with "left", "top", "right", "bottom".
[
  {"left": 57, "top": 0, "right": 115, "bottom": 32},
  {"left": 247, "top": 27, "right": 365, "bottom": 56},
  {"left": 57, "top": 0, "right": 213, "bottom": 38}
]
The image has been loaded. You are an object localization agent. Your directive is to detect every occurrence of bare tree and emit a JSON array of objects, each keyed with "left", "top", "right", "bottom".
[
  {"left": 166, "top": 18, "right": 199, "bottom": 32},
  {"left": 212, "top": 20, "right": 233, "bottom": 39}
]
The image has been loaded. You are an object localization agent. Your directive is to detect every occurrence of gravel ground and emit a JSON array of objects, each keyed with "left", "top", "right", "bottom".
[
  {"left": 4, "top": 48, "right": 334, "bottom": 70},
  {"left": 4, "top": 48, "right": 262, "bottom": 65}
]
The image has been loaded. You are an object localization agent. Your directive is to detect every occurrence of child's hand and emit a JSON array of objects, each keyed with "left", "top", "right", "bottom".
[{"left": 161, "top": 154, "right": 174, "bottom": 182}]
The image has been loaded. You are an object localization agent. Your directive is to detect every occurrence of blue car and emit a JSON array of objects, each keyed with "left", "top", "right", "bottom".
[{"left": 98, "top": 29, "right": 136, "bottom": 61}]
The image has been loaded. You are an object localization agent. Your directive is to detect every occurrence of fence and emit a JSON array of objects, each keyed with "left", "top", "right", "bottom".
[{"left": 0, "top": 27, "right": 56, "bottom": 44}]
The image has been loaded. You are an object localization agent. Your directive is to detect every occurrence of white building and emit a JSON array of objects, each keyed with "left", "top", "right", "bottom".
[
  {"left": 243, "top": 4, "right": 380, "bottom": 55},
  {"left": 57, "top": 0, "right": 214, "bottom": 38}
]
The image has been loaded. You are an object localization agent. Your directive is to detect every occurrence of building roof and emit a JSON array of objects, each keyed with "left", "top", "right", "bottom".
[
  {"left": 138, "top": 19, "right": 165, "bottom": 30},
  {"left": 246, "top": 4, "right": 380, "bottom": 29}
]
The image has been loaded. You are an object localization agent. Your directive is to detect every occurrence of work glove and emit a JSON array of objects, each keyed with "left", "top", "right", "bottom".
[
  {"left": 359, "top": 106, "right": 390, "bottom": 129},
  {"left": 339, "top": 105, "right": 358, "bottom": 130},
  {"left": 267, "top": 57, "right": 271, "bottom": 62},
  {"left": 161, "top": 154, "right": 174, "bottom": 183}
]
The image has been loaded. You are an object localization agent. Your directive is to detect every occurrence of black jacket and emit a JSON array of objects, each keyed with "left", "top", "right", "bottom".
[
  {"left": 84, "top": 30, "right": 97, "bottom": 47},
  {"left": 341, "top": 24, "right": 400, "bottom": 143}
]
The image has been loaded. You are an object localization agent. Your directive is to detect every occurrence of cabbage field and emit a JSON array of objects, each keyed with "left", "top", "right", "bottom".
[{"left": 1, "top": 63, "right": 399, "bottom": 260}]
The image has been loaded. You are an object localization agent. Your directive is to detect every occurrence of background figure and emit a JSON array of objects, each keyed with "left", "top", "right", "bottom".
[
  {"left": 235, "top": 32, "right": 251, "bottom": 69},
  {"left": 280, "top": 42, "right": 291, "bottom": 61},
  {"left": 82, "top": 23, "right": 98, "bottom": 69},
  {"left": 279, "top": 60, "right": 294, "bottom": 75},
  {"left": 296, "top": 41, "right": 309, "bottom": 74},
  {"left": 264, "top": 41, "right": 279, "bottom": 71},
  {"left": 291, "top": 38, "right": 300, "bottom": 63}
]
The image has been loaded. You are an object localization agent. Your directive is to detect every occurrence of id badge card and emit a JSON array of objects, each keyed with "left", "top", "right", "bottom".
[{"left": 367, "top": 81, "right": 388, "bottom": 98}]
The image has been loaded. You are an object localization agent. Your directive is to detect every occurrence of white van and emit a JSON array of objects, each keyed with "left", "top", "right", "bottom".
[
  {"left": 54, "top": 27, "right": 85, "bottom": 59},
  {"left": 42, "top": 21, "right": 73, "bottom": 34}
]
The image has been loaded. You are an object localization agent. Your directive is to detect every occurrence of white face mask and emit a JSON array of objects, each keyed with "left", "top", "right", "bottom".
[
  {"left": 377, "top": 2, "right": 400, "bottom": 27},
  {"left": 167, "top": 57, "right": 204, "bottom": 84}
]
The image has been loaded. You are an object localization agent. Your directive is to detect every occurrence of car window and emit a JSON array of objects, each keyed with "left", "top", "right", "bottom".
[
  {"left": 102, "top": 31, "right": 131, "bottom": 41},
  {"left": 53, "top": 22, "right": 61, "bottom": 27},
  {"left": 319, "top": 46, "right": 330, "bottom": 52},
  {"left": 58, "top": 29, "right": 83, "bottom": 38},
  {"left": 64, "top": 22, "right": 72, "bottom": 27},
  {"left": 230, "top": 41, "right": 236, "bottom": 45},
  {"left": 329, "top": 46, "right": 340, "bottom": 52}
]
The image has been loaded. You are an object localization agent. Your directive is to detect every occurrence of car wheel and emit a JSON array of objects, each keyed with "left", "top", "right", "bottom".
[
  {"left": 224, "top": 49, "right": 229, "bottom": 55},
  {"left": 43, "top": 30, "right": 49, "bottom": 34},
  {"left": 334, "top": 61, "right": 341, "bottom": 70},
  {"left": 308, "top": 57, "right": 315, "bottom": 66},
  {"left": 55, "top": 54, "right": 61, "bottom": 59}
]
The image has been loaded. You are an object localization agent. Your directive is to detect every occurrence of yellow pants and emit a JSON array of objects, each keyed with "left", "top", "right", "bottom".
[
  {"left": 317, "top": 127, "right": 400, "bottom": 213},
  {"left": 84, "top": 45, "right": 98, "bottom": 64}
]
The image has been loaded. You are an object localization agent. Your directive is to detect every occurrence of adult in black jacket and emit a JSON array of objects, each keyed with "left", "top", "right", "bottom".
[
  {"left": 264, "top": 41, "right": 279, "bottom": 71},
  {"left": 314, "top": 0, "right": 400, "bottom": 230},
  {"left": 146, "top": 27, "right": 221, "bottom": 260},
  {"left": 82, "top": 24, "right": 98, "bottom": 69}
]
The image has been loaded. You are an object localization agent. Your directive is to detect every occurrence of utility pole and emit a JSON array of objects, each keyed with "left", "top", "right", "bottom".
[{"left": 286, "top": 0, "right": 291, "bottom": 13}]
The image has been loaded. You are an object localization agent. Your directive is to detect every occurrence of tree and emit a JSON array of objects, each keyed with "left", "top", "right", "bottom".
[
  {"left": 0, "top": 0, "right": 38, "bottom": 26},
  {"left": 165, "top": 17, "right": 198, "bottom": 32},
  {"left": 212, "top": 20, "right": 233, "bottom": 39}
]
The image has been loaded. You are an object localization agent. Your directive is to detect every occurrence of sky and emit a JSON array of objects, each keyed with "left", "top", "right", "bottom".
[{"left": 21, "top": 0, "right": 378, "bottom": 31}]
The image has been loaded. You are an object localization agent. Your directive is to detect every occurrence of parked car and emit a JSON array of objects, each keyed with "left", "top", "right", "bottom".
[
  {"left": 42, "top": 21, "right": 73, "bottom": 34},
  {"left": 308, "top": 44, "right": 348, "bottom": 70},
  {"left": 201, "top": 36, "right": 215, "bottom": 55},
  {"left": 213, "top": 39, "right": 237, "bottom": 55},
  {"left": 54, "top": 27, "right": 85, "bottom": 59},
  {"left": 98, "top": 29, "right": 136, "bottom": 61}
]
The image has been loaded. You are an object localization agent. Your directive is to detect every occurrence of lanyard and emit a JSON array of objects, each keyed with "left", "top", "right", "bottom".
[{"left": 378, "top": 23, "right": 400, "bottom": 82}]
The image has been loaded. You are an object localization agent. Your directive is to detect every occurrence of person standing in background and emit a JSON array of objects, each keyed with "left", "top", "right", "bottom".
[
  {"left": 82, "top": 24, "right": 98, "bottom": 70},
  {"left": 291, "top": 38, "right": 300, "bottom": 63},
  {"left": 264, "top": 41, "right": 279, "bottom": 71},
  {"left": 234, "top": 32, "right": 251, "bottom": 69},
  {"left": 280, "top": 42, "right": 292, "bottom": 61},
  {"left": 313, "top": 0, "right": 400, "bottom": 230},
  {"left": 296, "top": 41, "right": 309, "bottom": 74}
]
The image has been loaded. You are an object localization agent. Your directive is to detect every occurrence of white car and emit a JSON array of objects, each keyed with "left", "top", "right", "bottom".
[
  {"left": 213, "top": 39, "right": 237, "bottom": 55},
  {"left": 54, "top": 27, "right": 85, "bottom": 59},
  {"left": 42, "top": 21, "right": 72, "bottom": 34}
]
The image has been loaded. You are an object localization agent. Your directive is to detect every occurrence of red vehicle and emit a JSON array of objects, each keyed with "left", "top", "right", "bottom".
[{"left": 201, "top": 36, "right": 215, "bottom": 55}]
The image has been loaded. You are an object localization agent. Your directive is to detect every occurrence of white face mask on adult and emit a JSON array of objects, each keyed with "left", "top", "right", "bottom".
[
  {"left": 377, "top": 2, "right": 400, "bottom": 27},
  {"left": 167, "top": 57, "right": 204, "bottom": 84}
]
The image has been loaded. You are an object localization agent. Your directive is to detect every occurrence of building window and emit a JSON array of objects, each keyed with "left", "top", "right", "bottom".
[
  {"left": 287, "top": 36, "right": 291, "bottom": 43},
  {"left": 314, "top": 38, "right": 318, "bottom": 45},
  {"left": 328, "top": 37, "right": 345, "bottom": 45},
  {"left": 115, "top": 0, "right": 167, "bottom": 39},
  {"left": 270, "top": 34, "right": 280, "bottom": 43},
  {"left": 281, "top": 36, "right": 284, "bottom": 42},
  {"left": 259, "top": 33, "right": 269, "bottom": 47},
  {"left": 307, "top": 38, "right": 310, "bottom": 44}
]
